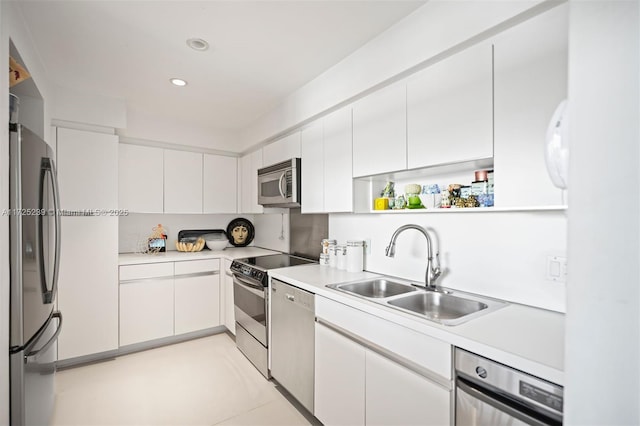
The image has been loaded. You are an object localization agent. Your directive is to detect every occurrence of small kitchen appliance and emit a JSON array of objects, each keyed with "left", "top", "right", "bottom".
[{"left": 257, "top": 158, "right": 301, "bottom": 207}]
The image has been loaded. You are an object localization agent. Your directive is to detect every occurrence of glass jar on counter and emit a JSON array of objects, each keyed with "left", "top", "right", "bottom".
[
  {"left": 328, "top": 246, "right": 338, "bottom": 268},
  {"left": 321, "top": 239, "right": 337, "bottom": 255}
]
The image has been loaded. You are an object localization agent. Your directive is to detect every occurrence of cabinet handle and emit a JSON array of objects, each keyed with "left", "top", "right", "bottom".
[{"left": 286, "top": 293, "right": 295, "bottom": 302}]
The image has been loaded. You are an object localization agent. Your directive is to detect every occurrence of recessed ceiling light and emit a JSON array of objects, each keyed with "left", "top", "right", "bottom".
[
  {"left": 187, "top": 38, "right": 209, "bottom": 51},
  {"left": 170, "top": 78, "right": 188, "bottom": 87}
]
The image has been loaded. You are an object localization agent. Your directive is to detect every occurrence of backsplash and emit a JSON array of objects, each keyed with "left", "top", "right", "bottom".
[{"left": 329, "top": 210, "right": 567, "bottom": 312}]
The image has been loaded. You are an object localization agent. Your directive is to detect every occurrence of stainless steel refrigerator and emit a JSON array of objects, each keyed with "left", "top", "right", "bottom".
[{"left": 9, "top": 123, "right": 63, "bottom": 426}]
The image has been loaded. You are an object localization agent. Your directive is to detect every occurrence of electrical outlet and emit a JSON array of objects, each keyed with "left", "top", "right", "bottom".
[{"left": 546, "top": 256, "right": 567, "bottom": 283}]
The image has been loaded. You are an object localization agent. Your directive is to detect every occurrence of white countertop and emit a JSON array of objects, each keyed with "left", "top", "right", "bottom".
[
  {"left": 118, "top": 246, "right": 281, "bottom": 265},
  {"left": 270, "top": 264, "right": 565, "bottom": 386}
]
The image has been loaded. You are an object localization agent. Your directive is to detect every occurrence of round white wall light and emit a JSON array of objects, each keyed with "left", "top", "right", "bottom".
[{"left": 170, "top": 78, "right": 188, "bottom": 87}]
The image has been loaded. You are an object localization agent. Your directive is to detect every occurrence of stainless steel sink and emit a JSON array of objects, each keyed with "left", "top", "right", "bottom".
[
  {"left": 326, "top": 277, "right": 506, "bottom": 326},
  {"left": 387, "top": 292, "right": 487, "bottom": 322},
  {"left": 329, "top": 279, "right": 416, "bottom": 298}
]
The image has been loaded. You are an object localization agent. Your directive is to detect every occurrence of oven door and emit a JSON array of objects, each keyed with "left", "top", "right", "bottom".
[{"left": 232, "top": 274, "right": 267, "bottom": 346}]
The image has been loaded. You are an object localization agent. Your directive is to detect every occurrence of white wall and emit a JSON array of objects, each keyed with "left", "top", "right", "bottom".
[
  {"left": 330, "top": 211, "right": 567, "bottom": 312},
  {"left": 52, "top": 85, "right": 126, "bottom": 129},
  {"left": 564, "top": 1, "right": 639, "bottom": 424},
  {"left": 239, "top": 0, "right": 543, "bottom": 150}
]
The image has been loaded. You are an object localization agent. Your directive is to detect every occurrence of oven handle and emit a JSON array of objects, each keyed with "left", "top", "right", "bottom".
[
  {"left": 233, "top": 274, "right": 266, "bottom": 297},
  {"left": 457, "top": 379, "right": 554, "bottom": 426}
]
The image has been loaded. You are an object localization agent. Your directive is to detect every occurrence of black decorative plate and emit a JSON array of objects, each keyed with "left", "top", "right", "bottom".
[{"left": 226, "top": 218, "right": 255, "bottom": 247}]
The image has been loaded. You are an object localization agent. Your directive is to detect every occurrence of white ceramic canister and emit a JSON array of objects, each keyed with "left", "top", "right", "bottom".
[
  {"left": 346, "top": 240, "right": 364, "bottom": 272},
  {"left": 319, "top": 253, "right": 330, "bottom": 266},
  {"left": 336, "top": 245, "right": 347, "bottom": 270},
  {"left": 328, "top": 246, "right": 338, "bottom": 268}
]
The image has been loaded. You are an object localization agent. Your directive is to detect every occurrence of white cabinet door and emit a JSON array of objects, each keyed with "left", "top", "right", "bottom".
[
  {"left": 263, "top": 131, "right": 301, "bottom": 167},
  {"left": 118, "top": 144, "right": 164, "bottom": 213},
  {"left": 164, "top": 149, "right": 203, "bottom": 213},
  {"left": 301, "top": 121, "right": 324, "bottom": 213},
  {"left": 323, "top": 106, "right": 353, "bottom": 212},
  {"left": 365, "top": 350, "right": 450, "bottom": 426},
  {"left": 174, "top": 273, "right": 220, "bottom": 334},
  {"left": 407, "top": 42, "right": 493, "bottom": 168},
  {"left": 57, "top": 217, "right": 119, "bottom": 360},
  {"left": 56, "top": 127, "right": 118, "bottom": 210},
  {"left": 314, "top": 322, "right": 365, "bottom": 426},
  {"left": 222, "top": 259, "right": 236, "bottom": 335},
  {"left": 203, "top": 154, "right": 237, "bottom": 214},
  {"left": 119, "top": 278, "right": 174, "bottom": 346},
  {"left": 352, "top": 81, "right": 406, "bottom": 177},
  {"left": 493, "top": 4, "right": 567, "bottom": 207},
  {"left": 240, "top": 149, "right": 263, "bottom": 214}
]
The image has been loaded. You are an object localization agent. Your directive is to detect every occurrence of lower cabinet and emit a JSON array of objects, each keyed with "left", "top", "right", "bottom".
[
  {"left": 119, "top": 259, "right": 221, "bottom": 347},
  {"left": 120, "top": 278, "right": 174, "bottom": 346},
  {"left": 315, "top": 322, "right": 366, "bottom": 426},
  {"left": 314, "top": 296, "right": 452, "bottom": 426}
]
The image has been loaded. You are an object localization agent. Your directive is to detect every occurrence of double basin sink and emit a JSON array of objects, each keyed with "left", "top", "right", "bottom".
[{"left": 327, "top": 278, "right": 506, "bottom": 326}]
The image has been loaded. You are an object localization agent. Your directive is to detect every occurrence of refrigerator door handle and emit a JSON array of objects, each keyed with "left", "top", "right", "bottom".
[
  {"left": 37, "top": 157, "right": 61, "bottom": 304},
  {"left": 24, "top": 311, "right": 62, "bottom": 360}
]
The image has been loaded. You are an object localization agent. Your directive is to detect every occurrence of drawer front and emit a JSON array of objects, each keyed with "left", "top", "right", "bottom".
[
  {"left": 316, "top": 296, "right": 452, "bottom": 380},
  {"left": 174, "top": 259, "right": 220, "bottom": 275},
  {"left": 119, "top": 262, "right": 174, "bottom": 281}
]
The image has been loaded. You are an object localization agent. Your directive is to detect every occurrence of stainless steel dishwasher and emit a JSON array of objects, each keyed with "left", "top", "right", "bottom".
[
  {"left": 270, "top": 278, "right": 315, "bottom": 414},
  {"left": 455, "top": 348, "right": 563, "bottom": 426}
]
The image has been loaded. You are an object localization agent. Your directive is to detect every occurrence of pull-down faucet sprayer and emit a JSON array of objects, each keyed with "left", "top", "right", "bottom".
[{"left": 385, "top": 224, "right": 441, "bottom": 290}]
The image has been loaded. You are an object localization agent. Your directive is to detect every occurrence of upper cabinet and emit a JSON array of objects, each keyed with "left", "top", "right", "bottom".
[
  {"left": 56, "top": 127, "right": 118, "bottom": 210},
  {"left": 407, "top": 42, "right": 493, "bottom": 169},
  {"left": 118, "top": 144, "right": 164, "bottom": 213},
  {"left": 240, "top": 149, "right": 264, "bottom": 214},
  {"left": 263, "top": 131, "right": 301, "bottom": 167},
  {"left": 203, "top": 154, "right": 238, "bottom": 214},
  {"left": 164, "top": 149, "right": 203, "bottom": 214},
  {"left": 493, "top": 4, "right": 567, "bottom": 207},
  {"left": 301, "top": 106, "right": 353, "bottom": 213},
  {"left": 352, "top": 81, "right": 407, "bottom": 177}
]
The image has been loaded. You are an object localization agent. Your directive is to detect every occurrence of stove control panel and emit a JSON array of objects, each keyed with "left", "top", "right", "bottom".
[{"left": 230, "top": 260, "right": 266, "bottom": 286}]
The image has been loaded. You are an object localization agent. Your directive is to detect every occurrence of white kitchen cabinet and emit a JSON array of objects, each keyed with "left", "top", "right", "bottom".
[
  {"left": 315, "top": 322, "right": 365, "bottom": 426},
  {"left": 407, "top": 42, "right": 493, "bottom": 169},
  {"left": 119, "top": 263, "right": 175, "bottom": 346},
  {"left": 221, "top": 259, "right": 236, "bottom": 335},
  {"left": 55, "top": 126, "right": 119, "bottom": 361},
  {"left": 118, "top": 144, "right": 164, "bottom": 213},
  {"left": 119, "top": 277, "right": 174, "bottom": 346},
  {"left": 366, "top": 350, "right": 450, "bottom": 426},
  {"left": 301, "top": 106, "right": 353, "bottom": 213},
  {"left": 57, "top": 217, "right": 119, "bottom": 360},
  {"left": 315, "top": 296, "right": 452, "bottom": 425},
  {"left": 203, "top": 154, "right": 237, "bottom": 214},
  {"left": 263, "top": 131, "right": 301, "bottom": 167},
  {"left": 240, "top": 149, "right": 263, "bottom": 214},
  {"left": 493, "top": 4, "right": 567, "bottom": 207},
  {"left": 301, "top": 121, "right": 324, "bottom": 213},
  {"left": 164, "top": 149, "right": 203, "bottom": 213},
  {"left": 352, "top": 81, "right": 406, "bottom": 177},
  {"left": 56, "top": 127, "right": 118, "bottom": 210},
  {"left": 174, "top": 259, "right": 221, "bottom": 335}
]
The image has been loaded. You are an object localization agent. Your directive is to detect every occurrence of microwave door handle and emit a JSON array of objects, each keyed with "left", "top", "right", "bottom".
[{"left": 278, "top": 172, "right": 286, "bottom": 199}]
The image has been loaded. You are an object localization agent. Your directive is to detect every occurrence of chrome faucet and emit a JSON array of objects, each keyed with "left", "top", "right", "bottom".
[{"left": 385, "top": 224, "right": 441, "bottom": 291}]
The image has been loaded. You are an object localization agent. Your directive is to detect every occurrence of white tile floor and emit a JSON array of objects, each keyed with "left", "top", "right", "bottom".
[{"left": 51, "top": 333, "right": 314, "bottom": 426}]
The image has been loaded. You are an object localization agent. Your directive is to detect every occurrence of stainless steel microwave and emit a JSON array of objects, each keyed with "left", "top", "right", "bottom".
[{"left": 258, "top": 158, "right": 301, "bottom": 207}]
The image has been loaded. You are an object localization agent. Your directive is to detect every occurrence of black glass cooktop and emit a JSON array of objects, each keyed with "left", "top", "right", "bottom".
[{"left": 240, "top": 253, "right": 315, "bottom": 270}]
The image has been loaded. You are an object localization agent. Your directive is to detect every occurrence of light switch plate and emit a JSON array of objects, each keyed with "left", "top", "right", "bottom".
[{"left": 546, "top": 255, "right": 567, "bottom": 283}]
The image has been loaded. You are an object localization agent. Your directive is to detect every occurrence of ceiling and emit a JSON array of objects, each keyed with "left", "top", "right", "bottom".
[{"left": 15, "top": 0, "right": 426, "bottom": 135}]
